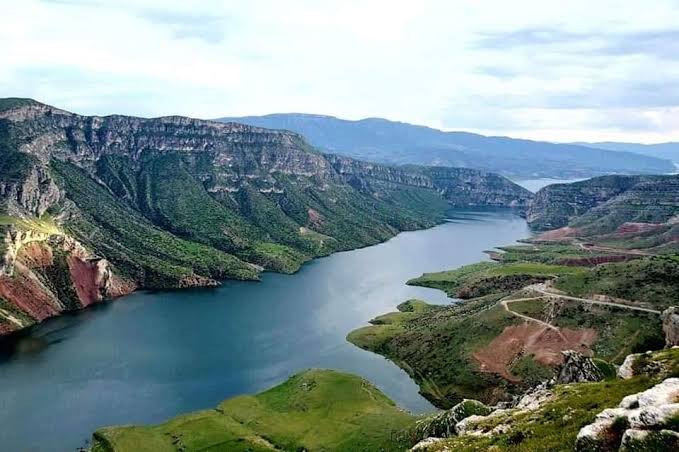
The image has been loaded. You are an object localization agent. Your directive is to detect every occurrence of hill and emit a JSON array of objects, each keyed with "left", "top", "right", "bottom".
[
  {"left": 0, "top": 98, "right": 531, "bottom": 335},
  {"left": 526, "top": 174, "right": 679, "bottom": 253},
  {"left": 217, "top": 113, "right": 675, "bottom": 179},
  {"left": 574, "top": 141, "right": 679, "bottom": 165}
]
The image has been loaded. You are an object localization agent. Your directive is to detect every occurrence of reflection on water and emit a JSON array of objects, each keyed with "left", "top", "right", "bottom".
[{"left": 0, "top": 208, "right": 530, "bottom": 451}]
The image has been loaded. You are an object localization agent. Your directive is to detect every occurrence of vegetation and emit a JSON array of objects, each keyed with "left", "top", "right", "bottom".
[
  {"left": 407, "top": 261, "right": 584, "bottom": 298},
  {"left": 555, "top": 255, "right": 679, "bottom": 310},
  {"left": 349, "top": 295, "right": 520, "bottom": 407},
  {"left": 352, "top": 250, "right": 675, "bottom": 407},
  {"left": 424, "top": 348, "right": 679, "bottom": 451},
  {"left": 91, "top": 369, "right": 418, "bottom": 452}
]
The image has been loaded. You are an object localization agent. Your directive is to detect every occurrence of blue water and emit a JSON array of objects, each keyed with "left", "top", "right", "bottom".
[{"left": 0, "top": 208, "right": 529, "bottom": 451}]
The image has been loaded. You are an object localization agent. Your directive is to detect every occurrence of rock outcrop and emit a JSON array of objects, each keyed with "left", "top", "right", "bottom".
[
  {"left": 527, "top": 174, "right": 679, "bottom": 234},
  {"left": 662, "top": 307, "right": 679, "bottom": 347},
  {"left": 556, "top": 350, "right": 604, "bottom": 384},
  {"left": 576, "top": 378, "right": 679, "bottom": 451},
  {"left": 414, "top": 399, "right": 492, "bottom": 440}
]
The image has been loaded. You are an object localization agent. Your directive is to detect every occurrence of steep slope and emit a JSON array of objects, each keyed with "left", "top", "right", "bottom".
[
  {"left": 217, "top": 113, "right": 675, "bottom": 178},
  {"left": 526, "top": 175, "right": 679, "bottom": 251},
  {"left": 0, "top": 98, "right": 531, "bottom": 335}
]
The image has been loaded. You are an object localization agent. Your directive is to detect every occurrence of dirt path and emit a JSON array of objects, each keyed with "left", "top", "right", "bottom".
[
  {"left": 501, "top": 297, "right": 560, "bottom": 330},
  {"left": 531, "top": 285, "right": 661, "bottom": 315},
  {"left": 575, "top": 240, "right": 652, "bottom": 256}
]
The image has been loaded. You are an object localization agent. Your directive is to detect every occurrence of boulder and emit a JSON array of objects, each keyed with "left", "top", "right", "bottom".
[
  {"left": 662, "top": 307, "right": 679, "bottom": 347},
  {"left": 414, "top": 399, "right": 492, "bottom": 439},
  {"left": 618, "top": 353, "right": 641, "bottom": 379},
  {"left": 576, "top": 378, "right": 679, "bottom": 451},
  {"left": 411, "top": 437, "right": 449, "bottom": 451},
  {"left": 556, "top": 350, "right": 604, "bottom": 384},
  {"left": 620, "top": 429, "right": 679, "bottom": 451}
]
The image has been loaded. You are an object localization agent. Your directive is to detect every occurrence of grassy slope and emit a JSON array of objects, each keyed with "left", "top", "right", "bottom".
[
  {"left": 555, "top": 254, "right": 679, "bottom": 310},
  {"left": 58, "top": 153, "right": 450, "bottom": 286},
  {"left": 425, "top": 348, "right": 679, "bottom": 452},
  {"left": 50, "top": 160, "right": 260, "bottom": 287},
  {"left": 349, "top": 295, "right": 518, "bottom": 408},
  {"left": 351, "top": 250, "right": 672, "bottom": 407},
  {"left": 407, "top": 261, "right": 585, "bottom": 298},
  {"left": 91, "top": 369, "right": 417, "bottom": 452}
]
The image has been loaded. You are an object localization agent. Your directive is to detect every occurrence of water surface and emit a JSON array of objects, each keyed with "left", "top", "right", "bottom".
[{"left": 0, "top": 208, "right": 529, "bottom": 451}]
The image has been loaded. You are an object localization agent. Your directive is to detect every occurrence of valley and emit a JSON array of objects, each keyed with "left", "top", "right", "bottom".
[
  {"left": 0, "top": 98, "right": 531, "bottom": 336},
  {"left": 0, "top": 208, "right": 530, "bottom": 451}
]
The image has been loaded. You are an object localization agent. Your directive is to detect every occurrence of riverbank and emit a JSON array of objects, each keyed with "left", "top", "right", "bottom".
[{"left": 0, "top": 208, "right": 529, "bottom": 451}]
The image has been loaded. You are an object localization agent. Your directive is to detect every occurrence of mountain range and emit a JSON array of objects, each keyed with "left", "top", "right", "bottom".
[
  {"left": 217, "top": 113, "right": 675, "bottom": 179},
  {"left": 574, "top": 141, "right": 679, "bottom": 165},
  {"left": 0, "top": 98, "right": 531, "bottom": 335}
]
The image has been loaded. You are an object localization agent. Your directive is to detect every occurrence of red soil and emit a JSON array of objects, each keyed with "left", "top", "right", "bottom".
[
  {"left": 17, "top": 242, "right": 53, "bottom": 268},
  {"left": 307, "top": 208, "right": 324, "bottom": 227},
  {"left": 0, "top": 264, "right": 61, "bottom": 321},
  {"left": 67, "top": 256, "right": 106, "bottom": 307},
  {"left": 473, "top": 323, "right": 597, "bottom": 382},
  {"left": 534, "top": 226, "right": 579, "bottom": 241},
  {"left": 67, "top": 256, "right": 136, "bottom": 307},
  {"left": 615, "top": 222, "right": 663, "bottom": 234}
]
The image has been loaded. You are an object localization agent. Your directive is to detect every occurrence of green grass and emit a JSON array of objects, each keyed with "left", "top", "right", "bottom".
[
  {"left": 427, "top": 348, "right": 679, "bottom": 451},
  {"left": 496, "top": 243, "right": 621, "bottom": 266},
  {"left": 349, "top": 295, "right": 521, "bottom": 408},
  {"left": 91, "top": 369, "right": 417, "bottom": 452},
  {"left": 555, "top": 255, "right": 679, "bottom": 310},
  {"left": 408, "top": 261, "right": 585, "bottom": 298},
  {"left": 50, "top": 160, "right": 261, "bottom": 287},
  {"left": 350, "top": 253, "right": 673, "bottom": 408}
]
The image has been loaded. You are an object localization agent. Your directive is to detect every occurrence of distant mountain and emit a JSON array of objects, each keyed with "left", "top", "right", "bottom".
[
  {"left": 573, "top": 141, "right": 679, "bottom": 165},
  {"left": 216, "top": 113, "right": 675, "bottom": 179},
  {"left": 527, "top": 174, "right": 679, "bottom": 253}
]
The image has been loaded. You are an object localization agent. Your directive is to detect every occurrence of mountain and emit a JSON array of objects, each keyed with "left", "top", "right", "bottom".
[
  {"left": 216, "top": 113, "right": 676, "bottom": 179},
  {"left": 574, "top": 141, "right": 679, "bottom": 165},
  {"left": 0, "top": 98, "right": 531, "bottom": 335},
  {"left": 526, "top": 174, "right": 679, "bottom": 253}
]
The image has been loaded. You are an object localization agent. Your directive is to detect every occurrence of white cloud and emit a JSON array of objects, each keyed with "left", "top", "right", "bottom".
[{"left": 1, "top": 0, "right": 678, "bottom": 142}]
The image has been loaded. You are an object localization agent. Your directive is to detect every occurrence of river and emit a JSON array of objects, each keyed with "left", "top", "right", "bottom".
[{"left": 0, "top": 208, "right": 529, "bottom": 451}]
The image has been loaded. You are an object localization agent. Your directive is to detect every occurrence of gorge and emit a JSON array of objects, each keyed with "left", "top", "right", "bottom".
[
  {"left": 0, "top": 208, "right": 529, "bottom": 451},
  {"left": 0, "top": 98, "right": 531, "bottom": 336}
]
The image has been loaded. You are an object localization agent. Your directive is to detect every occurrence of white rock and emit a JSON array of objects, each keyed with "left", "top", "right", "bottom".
[
  {"left": 635, "top": 378, "right": 679, "bottom": 407},
  {"left": 411, "top": 437, "right": 448, "bottom": 451},
  {"left": 617, "top": 353, "right": 640, "bottom": 379},
  {"left": 628, "top": 403, "right": 679, "bottom": 429},
  {"left": 515, "top": 388, "right": 554, "bottom": 411},
  {"left": 620, "top": 428, "right": 649, "bottom": 447}
]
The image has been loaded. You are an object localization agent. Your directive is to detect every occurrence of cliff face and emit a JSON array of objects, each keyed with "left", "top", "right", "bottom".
[
  {"left": 0, "top": 98, "right": 532, "bottom": 335},
  {"left": 328, "top": 155, "right": 533, "bottom": 207},
  {"left": 527, "top": 175, "right": 679, "bottom": 234}
]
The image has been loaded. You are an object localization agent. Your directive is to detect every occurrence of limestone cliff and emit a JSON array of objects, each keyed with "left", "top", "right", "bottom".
[{"left": 0, "top": 97, "right": 532, "bottom": 335}]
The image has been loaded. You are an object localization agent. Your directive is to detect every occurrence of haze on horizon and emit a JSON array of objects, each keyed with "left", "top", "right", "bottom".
[{"left": 1, "top": 0, "right": 678, "bottom": 143}]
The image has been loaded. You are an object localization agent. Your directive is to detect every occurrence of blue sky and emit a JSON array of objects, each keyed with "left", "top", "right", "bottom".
[{"left": 2, "top": 0, "right": 678, "bottom": 142}]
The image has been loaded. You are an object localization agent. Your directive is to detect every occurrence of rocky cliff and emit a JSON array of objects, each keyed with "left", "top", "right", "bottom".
[
  {"left": 0, "top": 98, "right": 532, "bottom": 335},
  {"left": 527, "top": 175, "right": 679, "bottom": 233}
]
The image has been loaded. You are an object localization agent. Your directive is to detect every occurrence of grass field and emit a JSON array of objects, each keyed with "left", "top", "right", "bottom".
[
  {"left": 407, "top": 261, "right": 585, "bottom": 298},
  {"left": 91, "top": 369, "right": 418, "bottom": 452}
]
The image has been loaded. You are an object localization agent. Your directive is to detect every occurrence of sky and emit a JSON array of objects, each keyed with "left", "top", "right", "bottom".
[{"left": 1, "top": 0, "right": 679, "bottom": 143}]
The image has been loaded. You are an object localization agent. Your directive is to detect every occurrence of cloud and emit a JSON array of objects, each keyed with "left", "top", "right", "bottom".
[
  {"left": 476, "top": 27, "right": 679, "bottom": 60},
  {"left": 3, "top": 0, "right": 679, "bottom": 143},
  {"left": 138, "top": 10, "right": 231, "bottom": 44}
]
